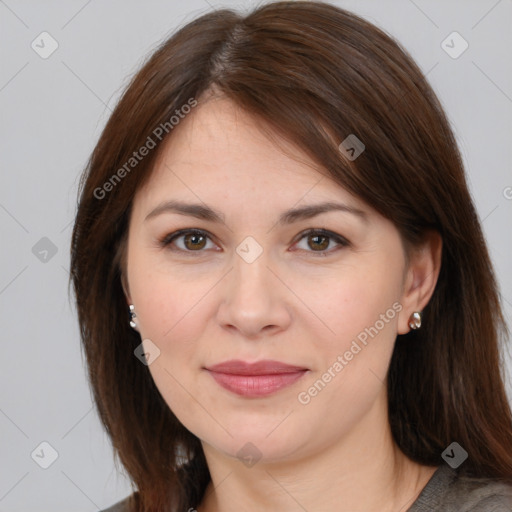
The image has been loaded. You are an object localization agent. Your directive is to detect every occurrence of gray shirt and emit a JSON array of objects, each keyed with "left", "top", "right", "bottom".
[
  {"left": 101, "top": 465, "right": 512, "bottom": 511},
  {"left": 408, "top": 465, "right": 512, "bottom": 511}
]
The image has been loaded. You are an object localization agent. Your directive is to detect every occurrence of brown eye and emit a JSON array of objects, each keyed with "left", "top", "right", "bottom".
[
  {"left": 183, "top": 232, "right": 207, "bottom": 250},
  {"left": 307, "top": 233, "right": 330, "bottom": 251},
  {"left": 293, "top": 229, "right": 349, "bottom": 256},
  {"left": 160, "top": 229, "right": 215, "bottom": 253},
  {"left": 160, "top": 228, "right": 349, "bottom": 257}
]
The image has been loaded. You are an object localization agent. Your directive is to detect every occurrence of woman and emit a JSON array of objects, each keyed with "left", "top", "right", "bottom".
[{"left": 70, "top": 1, "right": 512, "bottom": 511}]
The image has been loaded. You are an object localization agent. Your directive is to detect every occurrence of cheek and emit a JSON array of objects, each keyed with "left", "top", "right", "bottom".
[
  {"left": 130, "top": 272, "right": 215, "bottom": 426},
  {"left": 134, "top": 272, "right": 211, "bottom": 354},
  {"left": 308, "top": 264, "right": 403, "bottom": 385},
  {"left": 318, "top": 263, "right": 401, "bottom": 335},
  {"left": 293, "top": 280, "right": 400, "bottom": 439},
  {"left": 126, "top": 236, "right": 212, "bottom": 339}
]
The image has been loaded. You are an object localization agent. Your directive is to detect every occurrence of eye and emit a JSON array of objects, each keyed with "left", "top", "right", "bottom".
[
  {"left": 159, "top": 229, "right": 218, "bottom": 254},
  {"left": 292, "top": 228, "right": 349, "bottom": 256},
  {"left": 159, "top": 228, "right": 349, "bottom": 256}
]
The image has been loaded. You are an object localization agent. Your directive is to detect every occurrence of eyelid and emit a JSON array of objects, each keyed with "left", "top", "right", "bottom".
[
  {"left": 159, "top": 227, "right": 350, "bottom": 255},
  {"left": 291, "top": 228, "right": 350, "bottom": 254}
]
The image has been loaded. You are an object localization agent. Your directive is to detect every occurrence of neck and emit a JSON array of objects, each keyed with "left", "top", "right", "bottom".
[{"left": 196, "top": 391, "right": 437, "bottom": 512}]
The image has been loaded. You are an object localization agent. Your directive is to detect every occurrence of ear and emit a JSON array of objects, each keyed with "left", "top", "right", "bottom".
[
  {"left": 397, "top": 230, "right": 442, "bottom": 334},
  {"left": 116, "top": 232, "right": 132, "bottom": 306},
  {"left": 120, "top": 271, "right": 132, "bottom": 305}
]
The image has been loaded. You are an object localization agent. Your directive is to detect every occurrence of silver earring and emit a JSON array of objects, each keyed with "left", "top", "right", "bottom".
[
  {"left": 129, "top": 304, "right": 137, "bottom": 329},
  {"left": 408, "top": 311, "right": 422, "bottom": 330}
]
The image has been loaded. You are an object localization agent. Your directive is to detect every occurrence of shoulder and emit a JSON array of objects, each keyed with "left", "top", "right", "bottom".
[
  {"left": 410, "top": 465, "right": 512, "bottom": 512},
  {"left": 100, "top": 493, "right": 137, "bottom": 512},
  {"left": 456, "top": 475, "right": 512, "bottom": 512},
  {"left": 458, "top": 478, "right": 512, "bottom": 511}
]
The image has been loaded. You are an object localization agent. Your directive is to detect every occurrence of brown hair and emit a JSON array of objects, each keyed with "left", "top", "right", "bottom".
[{"left": 69, "top": 1, "right": 512, "bottom": 510}]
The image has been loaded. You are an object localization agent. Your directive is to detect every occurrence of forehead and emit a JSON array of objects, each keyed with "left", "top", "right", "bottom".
[{"left": 133, "top": 96, "right": 366, "bottom": 216}]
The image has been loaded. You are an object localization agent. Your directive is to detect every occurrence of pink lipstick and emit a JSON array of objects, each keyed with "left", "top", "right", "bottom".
[{"left": 205, "top": 359, "right": 308, "bottom": 398}]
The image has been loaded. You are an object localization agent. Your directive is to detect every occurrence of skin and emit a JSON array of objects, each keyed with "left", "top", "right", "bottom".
[{"left": 123, "top": 93, "right": 442, "bottom": 512}]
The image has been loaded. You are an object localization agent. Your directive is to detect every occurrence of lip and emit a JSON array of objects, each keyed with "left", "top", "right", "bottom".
[{"left": 205, "top": 359, "right": 309, "bottom": 398}]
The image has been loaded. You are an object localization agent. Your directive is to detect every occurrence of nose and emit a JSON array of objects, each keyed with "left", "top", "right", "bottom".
[{"left": 216, "top": 249, "right": 292, "bottom": 340}]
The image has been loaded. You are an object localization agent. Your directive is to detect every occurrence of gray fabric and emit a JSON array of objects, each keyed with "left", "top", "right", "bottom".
[
  {"left": 100, "top": 465, "right": 512, "bottom": 511},
  {"left": 408, "top": 465, "right": 512, "bottom": 511}
]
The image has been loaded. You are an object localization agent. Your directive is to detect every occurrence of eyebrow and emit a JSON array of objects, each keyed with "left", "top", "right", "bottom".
[{"left": 144, "top": 199, "right": 367, "bottom": 225}]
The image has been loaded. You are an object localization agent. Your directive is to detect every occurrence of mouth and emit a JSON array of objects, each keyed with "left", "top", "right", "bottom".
[{"left": 204, "top": 359, "right": 309, "bottom": 398}]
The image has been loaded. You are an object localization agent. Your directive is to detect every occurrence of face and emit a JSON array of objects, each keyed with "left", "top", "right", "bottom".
[{"left": 124, "top": 94, "right": 412, "bottom": 464}]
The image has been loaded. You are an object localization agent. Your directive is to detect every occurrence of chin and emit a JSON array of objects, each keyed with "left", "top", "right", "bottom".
[{"left": 196, "top": 417, "right": 314, "bottom": 466}]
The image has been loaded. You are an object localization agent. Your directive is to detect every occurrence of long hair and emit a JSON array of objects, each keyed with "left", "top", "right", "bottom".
[{"left": 69, "top": 1, "right": 512, "bottom": 510}]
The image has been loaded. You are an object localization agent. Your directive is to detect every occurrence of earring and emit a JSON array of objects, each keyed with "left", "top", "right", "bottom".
[
  {"left": 129, "top": 304, "right": 137, "bottom": 330},
  {"left": 408, "top": 311, "right": 422, "bottom": 330}
]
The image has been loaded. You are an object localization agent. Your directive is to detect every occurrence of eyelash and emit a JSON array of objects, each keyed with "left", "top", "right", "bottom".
[{"left": 158, "top": 228, "right": 350, "bottom": 257}]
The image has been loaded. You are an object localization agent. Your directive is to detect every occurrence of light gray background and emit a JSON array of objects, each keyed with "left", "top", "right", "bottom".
[{"left": 1, "top": 0, "right": 511, "bottom": 510}]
